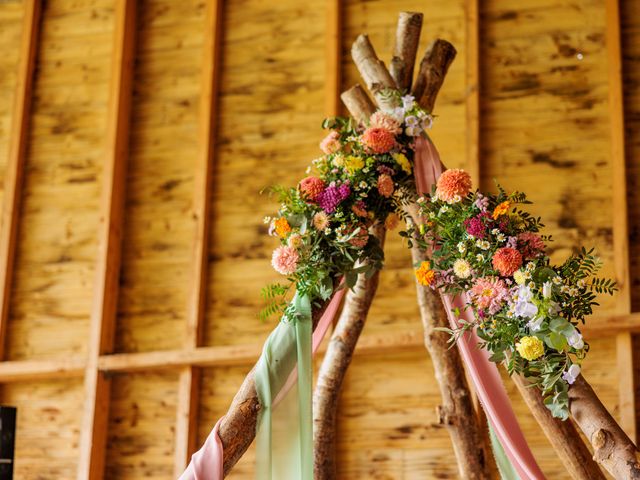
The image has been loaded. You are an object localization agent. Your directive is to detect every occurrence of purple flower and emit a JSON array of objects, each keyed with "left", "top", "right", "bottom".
[
  {"left": 562, "top": 364, "right": 581, "bottom": 385},
  {"left": 474, "top": 193, "right": 489, "bottom": 212},
  {"left": 506, "top": 236, "right": 517, "bottom": 248},
  {"left": 317, "top": 183, "right": 351, "bottom": 213}
]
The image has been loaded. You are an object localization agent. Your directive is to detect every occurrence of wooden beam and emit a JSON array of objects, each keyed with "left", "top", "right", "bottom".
[
  {"left": 0, "top": 0, "right": 41, "bottom": 360},
  {"left": 325, "top": 0, "right": 342, "bottom": 117},
  {"left": 1, "top": 311, "right": 639, "bottom": 383},
  {"left": 465, "top": 0, "right": 480, "bottom": 188},
  {"left": 76, "top": 1, "right": 136, "bottom": 479},
  {"left": 605, "top": 0, "right": 636, "bottom": 443},
  {"left": 173, "top": 1, "right": 223, "bottom": 476}
]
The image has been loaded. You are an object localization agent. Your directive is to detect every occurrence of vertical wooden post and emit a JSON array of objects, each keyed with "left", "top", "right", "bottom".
[
  {"left": 325, "top": 0, "right": 342, "bottom": 118},
  {"left": 77, "top": 1, "right": 136, "bottom": 478},
  {"left": 605, "top": 0, "right": 636, "bottom": 443},
  {"left": 0, "top": 0, "right": 41, "bottom": 360},
  {"left": 173, "top": 1, "right": 223, "bottom": 476},
  {"left": 465, "top": 0, "right": 480, "bottom": 188}
]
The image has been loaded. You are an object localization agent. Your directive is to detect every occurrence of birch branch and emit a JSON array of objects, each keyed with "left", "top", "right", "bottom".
[
  {"left": 390, "top": 11, "right": 423, "bottom": 92},
  {"left": 351, "top": 34, "right": 398, "bottom": 111},
  {"left": 313, "top": 224, "right": 385, "bottom": 479},
  {"left": 340, "top": 85, "right": 376, "bottom": 125},
  {"left": 568, "top": 376, "right": 640, "bottom": 479},
  {"left": 512, "top": 374, "right": 606, "bottom": 480}
]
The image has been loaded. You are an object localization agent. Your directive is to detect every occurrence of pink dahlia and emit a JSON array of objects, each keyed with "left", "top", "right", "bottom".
[
  {"left": 369, "top": 111, "right": 402, "bottom": 135},
  {"left": 492, "top": 247, "right": 523, "bottom": 277},
  {"left": 271, "top": 246, "right": 299, "bottom": 275},
  {"left": 298, "top": 176, "right": 325, "bottom": 202},
  {"left": 435, "top": 169, "right": 473, "bottom": 203},
  {"left": 361, "top": 127, "right": 396, "bottom": 154},
  {"left": 319, "top": 131, "right": 341, "bottom": 154},
  {"left": 377, "top": 174, "right": 394, "bottom": 198},
  {"left": 517, "top": 232, "right": 545, "bottom": 259},
  {"left": 469, "top": 277, "right": 509, "bottom": 314}
]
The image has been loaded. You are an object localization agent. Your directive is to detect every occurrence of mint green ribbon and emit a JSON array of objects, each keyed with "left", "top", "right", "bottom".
[
  {"left": 254, "top": 292, "right": 313, "bottom": 480},
  {"left": 489, "top": 422, "right": 521, "bottom": 480}
]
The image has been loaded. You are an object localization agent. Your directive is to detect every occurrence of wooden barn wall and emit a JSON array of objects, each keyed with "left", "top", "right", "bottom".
[{"left": 0, "top": 0, "right": 636, "bottom": 479}]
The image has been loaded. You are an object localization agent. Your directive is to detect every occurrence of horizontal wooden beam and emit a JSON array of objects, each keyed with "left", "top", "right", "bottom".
[{"left": 0, "top": 312, "right": 637, "bottom": 383}]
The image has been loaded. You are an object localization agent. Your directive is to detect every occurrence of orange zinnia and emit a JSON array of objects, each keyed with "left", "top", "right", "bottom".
[
  {"left": 415, "top": 261, "right": 436, "bottom": 286},
  {"left": 274, "top": 217, "right": 292, "bottom": 238},
  {"left": 492, "top": 201, "right": 511, "bottom": 220}
]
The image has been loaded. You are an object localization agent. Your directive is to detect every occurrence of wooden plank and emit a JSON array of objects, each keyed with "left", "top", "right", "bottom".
[
  {"left": 605, "top": 0, "right": 636, "bottom": 443},
  {"left": 76, "top": 1, "right": 136, "bottom": 479},
  {"left": 173, "top": 0, "right": 223, "bottom": 475},
  {"left": 0, "top": 356, "right": 85, "bottom": 383},
  {"left": 0, "top": 0, "right": 40, "bottom": 359},
  {"left": 325, "top": 0, "right": 342, "bottom": 117},
  {"left": 465, "top": 0, "right": 480, "bottom": 187}
]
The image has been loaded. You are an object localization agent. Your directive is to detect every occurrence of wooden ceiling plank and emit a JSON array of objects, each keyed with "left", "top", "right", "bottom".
[
  {"left": 0, "top": 0, "right": 41, "bottom": 360},
  {"left": 174, "top": 1, "right": 223, "bottom": 475},
  {"left": 77, "top": 1, "right": 136, "bottom": 478},
  {"left": 605, "top": 0, "right": 636, "bottom": 444}
]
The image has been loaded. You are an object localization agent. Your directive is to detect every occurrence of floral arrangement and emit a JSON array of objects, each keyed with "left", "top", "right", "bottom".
[
  {"left": 405, "top": 169, "right": 616, "bottom": 419},
  {"left": 260, "top": 93, "right": 431, "bottom": 321}
]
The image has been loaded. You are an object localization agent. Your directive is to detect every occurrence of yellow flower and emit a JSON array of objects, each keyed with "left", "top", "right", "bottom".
[
  {"left": 492, "top": 201, "right": 511, "bottom": 220},
  {"left": 415, "top": 261, "right": 435, "bottom": 286},
  {"left": 343, "top": 155, "right": 365, "bottom": 174},
  {"left": 516, "top": 336, "right": 545, "bottom": 361},
  {"left": 392, "top": 153, "right": 412, "bottom": 174},
  {"left": 274, "top": 217, "right": 291, "bottom": 238},
  {"left": 513, "top": 270, "right": 526, "bottom": 285}
]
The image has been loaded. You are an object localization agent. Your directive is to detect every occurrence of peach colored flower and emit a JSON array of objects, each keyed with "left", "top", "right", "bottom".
[
  {"left": 492, "top": 247, "right": 523, "bottom": 276},
  {"left": 298, "top": 176, "right": 325, "bottom": 202},
  {"left": 287, "top": 233, "right": 302, "bottom": 249},
  {"left": 351, "top": 201, "right": 368, "bottom": 218},
  {"left": 313, "top": 211, "right": 329, "bottom": 231},
  {"left": 469, "top": 277, "right": 509, "bottom": 314},
  {"left": 274, "top": 217, "right": 291, "bottom": 238},
  {"left": 271, "top": 246, "right": 299, "bottom": 275},
  {"left": 369, "top": 111, "right": 402, "bottom": 135},
  {"left": 377, "top": 174, "right": 394, "bottom": 198},
  {"left": 319, "top": 131, "right": 341, "bottom": 154},
  {"left": 435, "top": 169, "right": 472, "bottom": 203},
  {"left": 361, "top": 127, "right": 396, "bottom": 154}
]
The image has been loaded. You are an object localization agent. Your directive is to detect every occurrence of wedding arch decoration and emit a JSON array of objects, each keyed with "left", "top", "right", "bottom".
[{"left": 181, "top": 11, "right": 640, "bottom": 480}]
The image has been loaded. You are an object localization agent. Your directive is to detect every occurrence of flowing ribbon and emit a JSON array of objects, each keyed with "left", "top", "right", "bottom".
[
  {"left": 179, "top": 287, "right": 345, "bottom": 480},
  {"left": 414, "top": 136, "right": 545, "bottom": 480}
]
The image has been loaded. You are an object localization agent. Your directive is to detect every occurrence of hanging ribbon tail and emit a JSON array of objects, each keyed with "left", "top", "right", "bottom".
[
  {"left": 414, "top": 136, "right": 544, "bottom": 480},
  {"left": 180, "top": 285, "right": 345, "bottom": 480}
]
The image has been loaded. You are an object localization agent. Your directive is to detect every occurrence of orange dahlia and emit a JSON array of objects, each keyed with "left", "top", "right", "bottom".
[
  {"left": 415, "top": 262, "right": 436, "bottom": 286},
  {"left": 274, "top": 217, "right": 292, "bottom": 238},
  {"left": 492, "top": 247, "right": 522, "bottom": 277},
  {"left": 361, "top": 127, "right": 396, "bottom": 154},
  {"left": 435, "top": 169, "right": 472, "bottom": 203}
]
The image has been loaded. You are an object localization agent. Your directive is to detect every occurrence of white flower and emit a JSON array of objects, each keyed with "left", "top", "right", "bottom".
[
  {"left": 476, "top": 240, "right": 490, "bottom": 250},
  {"left": 527, "top": 316, "right": 544, "bottom": 332},
  {"left": 263, "top": 216, "right": 272, "bottom": 224},
  {"left": 567, "top": 331, "right": 584, "bottom": 350},
  {"left": 457, "top": 242, "right": 467, "bottom": 253},
  {"left": 405, "top": 115, "right": 419, "bottom": 127},
  {"left": 453, "top": 259, "right": 472, "bottom": 279},
  {"left": 401, "top": 94, "right": 415, "bottom": 110},
  {"left": 439, "top": 206, "right": 449, "bottom": 214},
  {"left": 562, "top": 364, "right": 581, "bottom": 385},
  {"left": 405, "top": 126, "right": 420, "bottom": 137},
  {"left": 552, "top": 276, "right": 562, "bottom": 285},
  {"left": 542, "top": 281, "right": 552, "bottom": 298},
  {"left": 491, "top": 228, "right": 500, "bottom": 235},
  {"left": 496, "top": 233, "right": 506, "bottom": 242},
  {"left": 476, "top": 254, "right": 484, "bottom": 262},
  {"left": 514, "top": 285, "right": 538, "bottom": 318},
  {"left": 526, "top": 262, "right": 535, "bottom": 271}
]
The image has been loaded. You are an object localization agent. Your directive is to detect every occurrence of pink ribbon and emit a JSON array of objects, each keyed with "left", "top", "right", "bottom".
[
  {"left": 415, "top": 136, "right": 545, "bottom": 480},
  {"left": 179, "top": 287, "right": 346, "bottom": 480}
]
